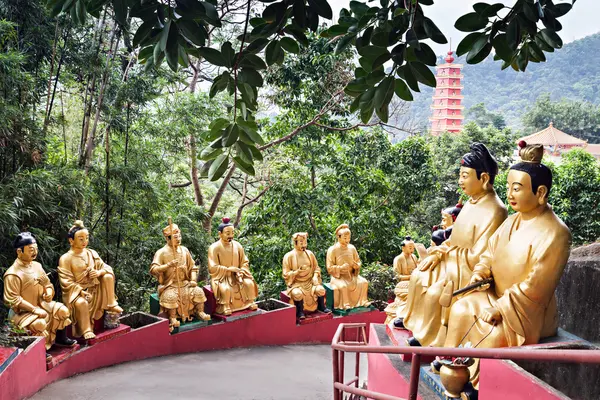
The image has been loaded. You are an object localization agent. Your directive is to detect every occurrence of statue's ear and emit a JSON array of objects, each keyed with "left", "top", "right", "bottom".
[
  {"left": 479, "top": 172, "right": 491, "bottom": 188},
  {"left": 536, "top": 185, "right": 549, "bottom": 205}
]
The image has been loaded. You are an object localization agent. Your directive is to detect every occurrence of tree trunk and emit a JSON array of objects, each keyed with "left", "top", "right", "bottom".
[
  {"left": 189, "top": 134, "right": 204, "bottom": 206},
  {"left": 43, "top": 21, "right": 60, "bottom": 130},
  {"left": 83, "top": 26, "right": 120, "bottom": 174},
  {"left": 188, "top": 57, "right": 204, "bottom": 206},
  {"left": 203, "top": 165, "right": 236, "bottom": 231}
]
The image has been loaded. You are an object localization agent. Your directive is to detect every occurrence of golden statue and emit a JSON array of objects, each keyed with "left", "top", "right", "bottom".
[
  {"left": 150, "top": 220, "right": 210, "bottom": 330},
  {"left": 442, "top": 143, "right": 571, "bottom": 394},
  {"left": 326, "top": 224, "right": 370, "bottom": 310},
  {"left": 208, "top": 218, "right": 258, "bottom": 315},
  {"left": 58, "top": 220, "right": 122, "bottom": 340},
  {"left": 3, "top": 233, "right": 76, "bottom": 358},
  {"left": 384, "top": 236, "right": 419, "bottom": 324},
  {"left": 397, "top": 143, "right": 508, "bottom": 348},
  {"left": 282, "top": 232, "right": 331, "bottom": 320}
]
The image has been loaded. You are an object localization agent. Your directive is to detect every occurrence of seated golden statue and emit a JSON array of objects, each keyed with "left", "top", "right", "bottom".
[
  {"left": 208, "top": 218, "right": 258, "bottom": 315},
  {"left": 150, "top": 222, "right": 210, "bottom": 330},
  {"left": 282, "top": 232, "right": 331, "bottom": 320},
  {"left": 58, "top": 220, "right": 122, "bottom": 340},
  {"left": 326, "top": 224, "right": 370, "bottom": 310},
  {"left": 398, "top": 144, "right": 508, "bottom": 347},
  {"left": 442, "top": 144, "right": 571, "bottom": 393},
  {"left": 3, "top": 233, "right": 76, "bottom": 358},
  {"left": 384, "top": 236, "right": 419, "bottom": 323}
]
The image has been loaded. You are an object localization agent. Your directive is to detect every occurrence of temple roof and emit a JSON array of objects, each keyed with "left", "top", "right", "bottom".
[
  {"left": 517, "top": 122, "right": 587, "bottom": 147},
  {"left": 586, "top": 143, "right": 600, "bottom": 156}
]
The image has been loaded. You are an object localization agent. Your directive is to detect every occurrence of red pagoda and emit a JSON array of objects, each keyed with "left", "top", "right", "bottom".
[{"left": 429, "top": 50, "right": 464, "bottom": 136}]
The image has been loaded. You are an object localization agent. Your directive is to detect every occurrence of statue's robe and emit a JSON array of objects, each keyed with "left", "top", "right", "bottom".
[
  {"left": 150, "top": 245, "right": 206, "bottom": 317},
  {"left": 326, "top": 243, "right": 370, "bottom": 309},
  {"left": 402, "top": 192, "right": 507, "bottom": 346},
  {"left": 384, "top": 253, "right": 418, "bottom": 323},
  {"left": 58, "top": 249, "right": 117, "bottom": 337},
  {"left": 208, "top": 240, "right": 258, "bottom": 314},
  {"left": 446, "top": 206, "right": 571, "bottom": 346},
  {"left": 4, "top": 260, "right": 71, "bottom": 349},
  {"left": 282, "top": 249, "right": 325, "bottom": 312}
]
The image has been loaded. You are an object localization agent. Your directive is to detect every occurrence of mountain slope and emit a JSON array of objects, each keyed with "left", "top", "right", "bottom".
[{"left": 403, "top": 32, "right": 600, "bottom": 129}]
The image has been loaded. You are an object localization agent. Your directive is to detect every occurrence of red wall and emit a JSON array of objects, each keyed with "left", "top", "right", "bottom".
[{"left": 0, "top": 307, "right": 385, "bottom": 400}]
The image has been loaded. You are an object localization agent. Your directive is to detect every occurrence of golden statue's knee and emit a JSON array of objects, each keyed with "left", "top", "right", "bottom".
[
  {"left": 315, "top": 286, "right": 326, "bottom": 297},
  {"left": 102, "top": 273, "right": 114, "bottom": 283},
  {"left": 56, "top": 305, "right": 70, "bottom": 320},
  {"left": 75, "top": 297, "right": 89, "bottom": 310},
  {"left": 30, "top": 319, "right": 47, "bottom": 333},
  {"left": 290, "top": 289, "right": 303, "bottom": 301}
]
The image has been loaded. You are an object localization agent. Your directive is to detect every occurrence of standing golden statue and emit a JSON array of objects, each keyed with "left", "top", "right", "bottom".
[
  {"left": 396, "top": 143, "right": 508, "bottom": 348},
  {"left": 441, "top": 143, "right": 571, "bottom": 396},
  {"left": 58, "top": 220, "right": 122, "bottom": 340},
  {"left": 150, "top": 220, "right": 210, "bottom": 330},
  {"left": 282, "top": 232, "right": 331, "bottom": 320},
  {"left": 3, "top": 233, "right": 76, "bottom": 359},
  {"left": 384, "top": 236, "right": 419, "bottom": 323},
  {"left": 326, "top": 224, "right": 370, "bottom": 310},
  {"left": 208, "top": 218, "right": 258, "bottom": 315}
]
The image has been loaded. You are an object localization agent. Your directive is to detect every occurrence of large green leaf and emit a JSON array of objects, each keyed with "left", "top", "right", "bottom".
[
  {"left": 491, "top": 34, "right": 513, "bottom": 63},
  {"left": 349, "top": 0, "right": 369, "bottom": 16},
  {"left": 133, "top": 21, "right": 155, "bottom": 48},
  {"left": 394, "top": 78, "right": 413, "bottom": 101},
  {"left": 198, "top": 47, "right": 227, "bottom": 66},
  {"left": 422, "top": 17, "right": 447, "bottom": 44},
  {"left": 456, "top": 32, "right": 482, "bottom": 56},
  {"left": 235, "top": 142, "right": 254, "bottom": 164},
  {"left": 410, "top": 62, "right": 436, "bottom": 87},
  {"left": 223, "top": 124, "right": 239, "bottom": 147},
  {"left": 540, "top": 28, "right": 563, "bottom": 48},
  {"left": 307, "top": 0, "right": 333, "bottom": 19},
  {"left": 473, "top": 2, "right": 504, "bottom": 18},
  {"left": 165, "top": 23, "right": 180, "bottom": 71},
  {"left": 208, "top": 154, "right": 229, "bottom": 181},
  {"left": 233, "top": 156, "right": 256, "bottom": 176},
  {"left": 265, "top": 40, "right": 284, "bottom": 65},
  {"left": 239, "top": 68, "right": 264, "bottom": 87},
  {"left": 221, "top": 41, "right": 236, "bottom": 68},
  {"left": 200, "top": 147, "right": 223, "bottom": 161},
  {"left": 414, "top": 43, "right": 437, "bottom": 66},
  {"left": 466, "top": 35, "right": 492, "bottom": 64},
  {"left": 454, "top": 12, "right": 488, "bottom": 32},
  {"left": 373, "top": 76, "right": 395, "bottom": 109},
  {"left": 240, "top": 53, "right": 268, "bottom": 70},
  {"left": 280, "top": 37, "right": 300, "bottom": 54},
  {"left": 334, "top": 33, "right": 356, "bottom": 55},
  {"left": 112, "top": 0, "right": 128, "bottom": 27}
]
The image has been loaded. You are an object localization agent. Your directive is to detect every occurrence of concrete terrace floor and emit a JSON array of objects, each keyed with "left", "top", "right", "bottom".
[{"left": 30, "top": 345, "right": 368, "bottom": 400}]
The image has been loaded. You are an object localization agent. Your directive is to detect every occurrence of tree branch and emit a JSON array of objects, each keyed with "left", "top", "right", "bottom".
[
  {"left": 169, "top": 181, "right": 192, "bottom": 188},
  {"left": 204, "top": 164, "right": 237, "bottom": 231}
]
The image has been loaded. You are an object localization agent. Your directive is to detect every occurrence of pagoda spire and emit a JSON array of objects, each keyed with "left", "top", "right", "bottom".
[{"left": 429, "top": 39, "right": 464, "bottom": 136}]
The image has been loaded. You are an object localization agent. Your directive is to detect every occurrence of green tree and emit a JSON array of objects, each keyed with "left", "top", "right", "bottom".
[
  {"left": 522, "top": 94, "right": 600, "bottom": 143},
  {"left": 47, "top": 0, "right": 576, "bottom": 179},
  {"left": 550, "top": 149, "right": 600, "bottom": 245},
  {"left": 466, "top": 103, "right": 506, "bottom": 130}
]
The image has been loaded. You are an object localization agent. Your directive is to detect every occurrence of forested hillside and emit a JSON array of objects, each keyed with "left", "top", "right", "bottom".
[{"left": 405, "top": 33, "right": 600, "bottom": 129}]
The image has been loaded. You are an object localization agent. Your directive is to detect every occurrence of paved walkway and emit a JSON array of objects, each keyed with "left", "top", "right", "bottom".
[{"left": 31, "top": 345, "right": 367, "bottom": 400}]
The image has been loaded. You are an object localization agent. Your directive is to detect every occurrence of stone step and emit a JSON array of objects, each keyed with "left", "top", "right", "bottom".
[
  {"left": 47, "top": 344, "right": 81, "bottom": 370},
  {"left": 385, "top": 322, "right": 436, "bottom": 363}
]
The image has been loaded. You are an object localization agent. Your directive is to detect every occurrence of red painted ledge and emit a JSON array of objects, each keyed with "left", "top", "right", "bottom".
[{"left": 0, "top": 302, "right": 385, "bottom": 400}]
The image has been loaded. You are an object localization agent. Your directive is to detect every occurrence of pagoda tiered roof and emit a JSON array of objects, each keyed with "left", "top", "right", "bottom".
[{"left": 517, "top": 122, "right": 587, "bottom": 147}]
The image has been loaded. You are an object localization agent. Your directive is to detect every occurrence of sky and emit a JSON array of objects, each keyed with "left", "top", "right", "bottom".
[{"left": 327, "top": 0, "right": 598, "bottom": 56}]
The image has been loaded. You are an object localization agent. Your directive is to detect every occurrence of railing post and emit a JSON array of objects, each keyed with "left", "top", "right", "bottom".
[
  {"left": 333, "top": 347, "right": 340, "bottom": 400},
  {"left": 408, "top": 354, "right": 421, "bottom": 400}
]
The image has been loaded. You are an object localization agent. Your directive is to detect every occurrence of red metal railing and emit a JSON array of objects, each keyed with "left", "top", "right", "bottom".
[{"left": 331, "top": 323, "right": 600, "bottom": 400}]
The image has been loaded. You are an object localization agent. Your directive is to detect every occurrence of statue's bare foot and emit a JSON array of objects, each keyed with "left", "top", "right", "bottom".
[
  {"left": 83, "top": 331, "right": 96, "bottom": 340},
  {"left": 197, "top": 312, "right": 211, "bottom": 321},
  {"left": 106, "top": 304, "right": 123, "bottom": 314},
  {"left": 169, "top": 318, "right": 180, "bottom": 328},
  {"left": 249, "top": 303, "right": 258, "bottom": 311},
  {"left": 223, "top": 308, "right": 232, "bottom": 316}
]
